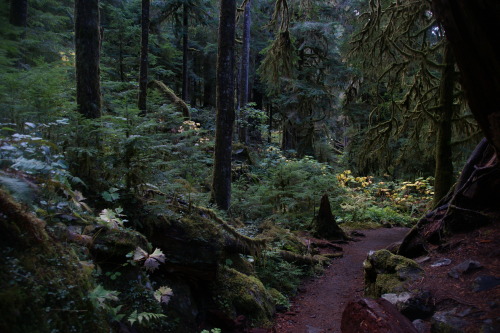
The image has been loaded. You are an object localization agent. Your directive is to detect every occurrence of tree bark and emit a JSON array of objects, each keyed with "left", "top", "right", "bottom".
[
  {"left": 238, "top": 0, "right": 251, "bottom": 144},
  {"left": 75, "top": 0, "right": 102, "bottom": 119},
  {"left": 9, "top": 0, "right": 27, "bottom": 27},
  {"left": 181, "top": 3, "right": 189, "bottom": 102},
  {"left": 433, "top": 43, "right": 455, "bottom": 207},
  {"left": 138, "top": 0, "right": 150, "bottom": 114},
  {"left": 432, "top": 0, "right": 500, "bottom": 155},
  {"left": 313, "top": 194, "right": 348, "bottom": 240},
  {"left": 211, "top": 0, "right": 236, "bottom": 210}
]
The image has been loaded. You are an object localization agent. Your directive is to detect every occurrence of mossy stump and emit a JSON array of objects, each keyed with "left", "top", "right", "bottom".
[{"left": 313, "top": 194, "right": 348, "bottom": 241}]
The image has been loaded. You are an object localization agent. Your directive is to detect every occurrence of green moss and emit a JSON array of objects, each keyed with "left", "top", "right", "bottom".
[
  {"left": 259, "top": 221, "right": 307, "bottom": 254},
  {"left": 91, "top": 227, "right": 149, "bottom": 264},
  {"left": 0, "top": 190, "right": 109, "bottom": 333},
  {"left": 213, "top": 266, "right": 275, "bottom": 327},
  {"left": 364, "top": 249, "right": 423, "bottom": 298},
  {"left": 267, "top": 288, "right": 289, "bottom": 310}
]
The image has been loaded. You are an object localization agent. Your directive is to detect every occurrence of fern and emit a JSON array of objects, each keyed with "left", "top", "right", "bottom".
[{"left": 127, "top": 310, "right": 166, "bottom": 326}]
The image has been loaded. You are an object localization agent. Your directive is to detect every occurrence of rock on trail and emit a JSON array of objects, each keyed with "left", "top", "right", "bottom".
[{"left": 270, "top": 227, "right": 409, "bottom": 333}]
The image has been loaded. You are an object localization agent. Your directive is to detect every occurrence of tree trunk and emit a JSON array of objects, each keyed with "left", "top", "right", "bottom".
[
  {"left": 211, "top": 0, "right": 236, "bottom": 210},
  {"left": 432, "top": 0, "right": 500, "bottom": 154},
  {"left": 138, "top": 0, "right": 150, "bottom": 114},
  {"left": 281, "top": 119, "right": 297, "bottom": 151},
  {"left": 181, "top": 3, "right": 189, "bottom": 102},
  {"left": 433, "top": 43, "right": 455, "bottom": 207},
  {"left": 75, "top": 0, "right": 102, "bottom": 119},
  {"left": 9, "top": 0, "right": 27, "bottom": 27},
  {"left": 238, "top": 0, "right": 251, "bottom": 144}
]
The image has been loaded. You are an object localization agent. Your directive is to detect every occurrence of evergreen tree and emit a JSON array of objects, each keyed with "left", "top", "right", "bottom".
[
  {"left": 238, "top": 0, "right": 251, "bottom": 144},
  {"left": 211, "top": 0, "right": 236, "bottom": 210},
  {"left": 75, "top": 0, "right": 101, "bottom": 119},
  {"left": 138, "top": 0, "right": 150, "bottom": 114},
  {"left": 9, "top": 0, "right": 27, "bottom": 27}
]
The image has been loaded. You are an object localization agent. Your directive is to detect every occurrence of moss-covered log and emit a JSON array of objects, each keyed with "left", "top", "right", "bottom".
[
  {"left": 0, "top": 190, "right": 109, "bottom": 333},
  {"left": 148, "top": 80, "right": 190, "bottom": 118},
  {"left": 278, "top": 250, "right": 330, "bottom": 266}
]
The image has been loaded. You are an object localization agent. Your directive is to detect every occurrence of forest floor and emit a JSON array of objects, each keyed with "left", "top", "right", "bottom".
[
  {"left": 252, "top": 227, "right": 410, "bottom": 333},
  {"left": 251, "top": 223, "right": 500, "bottom": 333}
]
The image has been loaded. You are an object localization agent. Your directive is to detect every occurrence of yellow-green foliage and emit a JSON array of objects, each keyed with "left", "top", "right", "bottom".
[
  {"left": 0, "top": 190, "right": 108, "bottom": 333},
  {"left": 213, "top": 266, "right": 275, "bottom": 327}
]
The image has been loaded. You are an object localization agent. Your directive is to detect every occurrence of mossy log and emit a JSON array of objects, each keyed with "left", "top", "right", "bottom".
[
  {"left": 148, "top": 80, "right": 190, "bottom": 119},
  {"left": 0, "top": 188, "right": 47, "bottom": 245},
  {"left": 0, "top": 190, "right": 109, "bottom": 333},
  {"left": 278, "top": 250, "right": 330, "bottom": 266}
]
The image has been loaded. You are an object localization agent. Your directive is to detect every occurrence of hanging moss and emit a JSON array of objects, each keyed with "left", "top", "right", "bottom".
[{"left": 148, "top": 80, "right": 190, "bottom": 119}]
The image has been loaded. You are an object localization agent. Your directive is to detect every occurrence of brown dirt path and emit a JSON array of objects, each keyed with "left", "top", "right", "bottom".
[{"left": 269, "top": 227, "right": 410, "bottom": 333}]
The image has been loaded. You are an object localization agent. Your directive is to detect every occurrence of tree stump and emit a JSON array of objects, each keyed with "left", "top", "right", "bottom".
[{"left": 313, "top": 194, "right": 348, "bottom": 240}]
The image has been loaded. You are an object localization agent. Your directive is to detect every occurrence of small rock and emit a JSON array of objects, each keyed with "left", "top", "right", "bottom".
[
  {"left": 306, "top": 325, "right": 323, "bottom": 333},
  {"left": 415, "top": 256, "right": 431, "bottom": 264},
  {"left": 448, "top": 260, "right": 483, "bottom": 279},
  {"left": 432, "top": 310, "right": 468, "bottom": 333},
  {"left": 472, "top": 275, "right": 500, "bottom": 292},
  {"left": 382, "top": 292, "right": 412, "bottom": 305},
  {"left": 431, "top": 258, "right": 452, "bottom": 267},
  {"left": 412, "top": 319, "right": 429, "bottom": 333}
]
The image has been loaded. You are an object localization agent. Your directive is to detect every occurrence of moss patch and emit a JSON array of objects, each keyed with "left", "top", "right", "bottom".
[
  {"left": 0, "top": 189, "right": 109, "bottom": 333},
  {"left": 213, "top": 266, "right": 275, "bottom": 327},
  {"left": 364, "top": 249, "right": 423, "bottom": 298}
]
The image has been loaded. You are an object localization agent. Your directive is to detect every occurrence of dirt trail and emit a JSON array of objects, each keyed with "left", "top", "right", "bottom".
[{"left": 271, "top": 227, "right": 409, "bottom": 333}]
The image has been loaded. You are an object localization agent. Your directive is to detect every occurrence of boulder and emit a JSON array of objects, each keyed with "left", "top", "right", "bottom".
[
  {"left": 341, "top": 298, "right": 418, "bottom": 333},
  {"left": 211, "top": 266, "right": 275, "bottom": 328},
  {"left": 363, "top": 249, "right": 424, "bottom": 297}
]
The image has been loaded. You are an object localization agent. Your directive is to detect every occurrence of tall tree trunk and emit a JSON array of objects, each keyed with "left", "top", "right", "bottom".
[
  {"left": 181, "top": 3, "right": 189, "bottom": 102},
  {"left": 138, "top": 0, "right": 150, "bottom": 114},
  {"left": 238, "top": 0, "right": 251, "bottom": 144},
  {"left": 9, "top": 0, "right": 27, "bottom": 27},
  {"left": 281, "top": 119, "right": 297, "bottom": 151},
  {"left": 211, "top": 0, "right": 236, "bottom": 210},
  {"left": 432, "top": 0, "right": 500, "bottom": 154},
  {"left": 75, "top": 0, "right": 101, "bottom": 119},
  {"left": 433, "top": 43, "right": 455, "bottom": 207}
]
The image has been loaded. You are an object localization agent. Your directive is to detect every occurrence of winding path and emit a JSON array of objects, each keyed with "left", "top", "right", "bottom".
[{"left": 270, "top": 227, "right": 409, "bottom": 333}]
